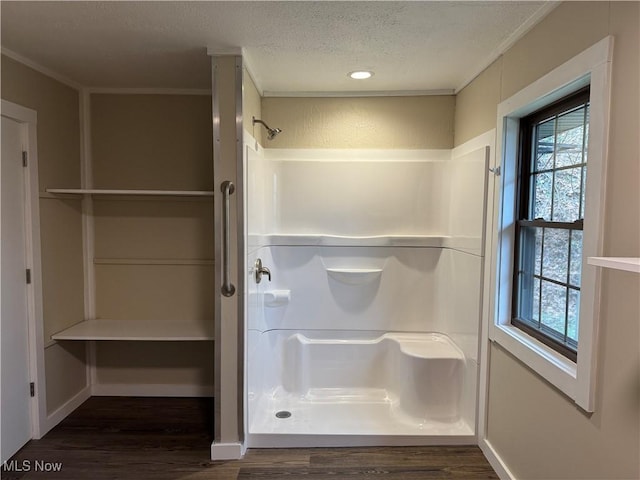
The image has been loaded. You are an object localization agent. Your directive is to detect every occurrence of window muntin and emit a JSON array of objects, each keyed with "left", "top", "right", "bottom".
[{"left": 513, "top": 87, "right": 590, "bottom": 361}]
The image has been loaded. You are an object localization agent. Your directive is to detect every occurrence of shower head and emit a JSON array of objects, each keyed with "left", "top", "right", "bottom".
[
  {"left": 252, "top": 117, "right": 283, "bottom": 140},
  {"left": 267, "top": 127, "right": 282, "bottom": 140}
]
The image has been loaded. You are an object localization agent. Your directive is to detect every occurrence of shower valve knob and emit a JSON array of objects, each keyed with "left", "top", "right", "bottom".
[{"left": 254, "top": 258, "right": 272, "bottom": 284}]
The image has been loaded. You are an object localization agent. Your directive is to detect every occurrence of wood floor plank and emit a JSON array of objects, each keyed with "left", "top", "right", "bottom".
[
  {"left": 3, "top": 398, "right": 497, "bottom": 480},
  {"left": 310, "top": 445, "right": 493, "bottom": 467},
  {"left": 237, "top": 465, "right": 498, "bottom": 479},
  {"left": 231, "top": 448, "right": 312, "bottom": 467}
]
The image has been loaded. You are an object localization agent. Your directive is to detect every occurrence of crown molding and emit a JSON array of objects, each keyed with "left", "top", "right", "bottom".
[
  {"left": 262, "top": 89, "right": 455, "bottom": 98},
  {"left": 85, "top": 87, "right": 211, "bottom": 95},
  {"left": 455, "top": 1, "right": 561, "bottom": 94},
  {"left": 1, "top": 47, "right": 83, "bottom": 90}
]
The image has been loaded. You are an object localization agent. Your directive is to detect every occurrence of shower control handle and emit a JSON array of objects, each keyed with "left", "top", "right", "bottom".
[{"left": 255, "top": 258, "right": 272, "bottom": 284}]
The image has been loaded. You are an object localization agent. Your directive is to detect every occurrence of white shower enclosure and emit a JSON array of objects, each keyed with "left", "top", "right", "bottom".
[{"left": 243, "top": 137, "right": 490, "bottom": 448}]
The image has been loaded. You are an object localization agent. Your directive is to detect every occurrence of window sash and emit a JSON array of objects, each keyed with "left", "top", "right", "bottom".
[{"left": 512, "top": 88, "right": 589, "bottom": 361}]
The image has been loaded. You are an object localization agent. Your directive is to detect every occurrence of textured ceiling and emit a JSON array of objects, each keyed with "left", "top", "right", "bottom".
[{"left": 0, "top": 1, "right": 553, "bottom": 93}]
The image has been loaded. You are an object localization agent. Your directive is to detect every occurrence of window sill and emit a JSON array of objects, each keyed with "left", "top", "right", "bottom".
[{"left": 490, "top": 323, "right": 577, "bottom": 401}]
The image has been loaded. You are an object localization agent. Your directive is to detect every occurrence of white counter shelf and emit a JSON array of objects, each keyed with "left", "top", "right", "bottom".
[
  {"left": 52, "top": 319, "right": 214, "bottom": 341},
  {"left": 46, "top": 188, "right": 214, "bottom": 197},
  {"left": 587, "top": 257, "right": 640, "bottom": 274}
]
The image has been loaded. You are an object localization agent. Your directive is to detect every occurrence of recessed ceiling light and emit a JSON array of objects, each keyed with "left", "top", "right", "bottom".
[{"left": 349, "top": 71, "right": 374, "bottom": 80}]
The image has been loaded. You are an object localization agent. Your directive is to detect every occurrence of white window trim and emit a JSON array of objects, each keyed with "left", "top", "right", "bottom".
[{"left": 490, "top": 36, "right": 612, "bottom": 412}]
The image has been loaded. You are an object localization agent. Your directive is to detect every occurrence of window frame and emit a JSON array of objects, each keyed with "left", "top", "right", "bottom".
[
  {"left": 512, "top": 87, "right": 591, "bottom": 362},
  {"left": 489, "top": 37, "right": 612, "bottom": 412}
]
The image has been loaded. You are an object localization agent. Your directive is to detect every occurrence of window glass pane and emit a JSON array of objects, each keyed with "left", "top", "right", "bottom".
[
  {"left": 532, "top": 277, "right": 541, "bottom": 324},
  {"left": 584, "top": 103, "right": 590, "bottom": 164},
  {"left": 532, "top": 172, "right": 553, "bottom": 220},
  {"left": 555, "top": 106, "right": 586, "bottom": 168},
  {"left": 535, "top": 117, "right": 556, "bottom": 171},
  {"left": 517, "top": 226, "right": 536, "bottom": 321},
  {"left": 535, "top": 152, "right": 554, "bottom": 172},
  {"left": 540, "top": 280, "right": 567, "bottom": 336},
  {"left": 542, "top": 228, "right": 569, "bottom": 283},
  {"left": 580, "top": 165, "right": 588, "bottom": 219},
  {"left": 568, "top": 288, "right": 580, "bottom": 341},
  {"left": 570, "top": 230, "right": 583, "bottom": 287},
  {"left": 517, "top": 272, "right": 534, "bottom": 321},
  {"left": 534, "top": 227, "right": 543, "bottom": 275},
  {"left": 553, "top": 167, "right": 582, "bottom": 222}
]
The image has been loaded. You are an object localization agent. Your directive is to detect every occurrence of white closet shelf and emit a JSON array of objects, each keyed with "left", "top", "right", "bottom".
[
  {"left": 587, "top": 257, "right": 640, "bottom": 273},
  {"left": 52, "top": 319, "right": 214, "bottom": 341},
  {"left": 46, "top": 188, "right": 214, "bottom": 196}
]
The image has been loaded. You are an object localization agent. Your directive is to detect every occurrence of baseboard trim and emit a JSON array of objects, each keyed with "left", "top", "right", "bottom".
[
  {"left": 91, "top": 383, "right": 214, "bottom": 397},
  {"left": 211, "top": 442, "right": 246, "bottom": 460},
  {"left": 40, "top": 385, "right": 92, "bottom": 437},
  {"left": 480, "top": 438, "right": 516, "bottom": 480}
]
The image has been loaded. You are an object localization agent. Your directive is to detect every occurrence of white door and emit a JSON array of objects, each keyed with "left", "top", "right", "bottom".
[{"left": 1, "top": 115, "right": 32, "bottom": 462}]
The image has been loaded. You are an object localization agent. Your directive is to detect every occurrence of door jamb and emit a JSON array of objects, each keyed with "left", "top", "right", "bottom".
[{"left": 1, "top": 99, "right": 46, "bottom": 439}]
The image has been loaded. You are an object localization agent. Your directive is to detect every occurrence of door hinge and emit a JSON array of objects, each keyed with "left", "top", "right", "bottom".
[
  {"left": 30, "top": 382, "right": 35, "bottom": 397},
  {"left": 26, "top": 269, "right": 32, "bottom": 284},
  {"left": 22, "top": 151, "right": 28, "bottom": 167}
]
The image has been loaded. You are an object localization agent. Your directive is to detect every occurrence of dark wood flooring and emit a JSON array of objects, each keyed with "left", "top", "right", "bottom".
[{"left": 3, "top": 397, "right": 498, "bottom": 479}]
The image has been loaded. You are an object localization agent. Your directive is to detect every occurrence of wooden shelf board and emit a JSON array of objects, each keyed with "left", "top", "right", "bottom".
[
  {"left": 46, "top": 188, "right": 214, "bottom": 197},
  {"left": 587, "top": 257, "right": 640, "bottom": 273},
  {"left": 52, "top": 319, "right": 214, "bottom": 341}
]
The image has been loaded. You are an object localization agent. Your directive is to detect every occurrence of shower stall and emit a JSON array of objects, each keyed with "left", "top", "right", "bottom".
[{"left": 243, "top": 136, "right": 490, "bottom": 447}]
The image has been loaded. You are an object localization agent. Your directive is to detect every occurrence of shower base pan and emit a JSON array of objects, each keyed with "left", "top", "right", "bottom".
[{"left": 247, "top": 332, "right": 475, "bottom": 448}]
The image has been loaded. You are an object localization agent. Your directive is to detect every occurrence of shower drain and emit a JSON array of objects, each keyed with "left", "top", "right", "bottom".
[{"left": 275, "top": 410, "right": 292, "bottom": 419}]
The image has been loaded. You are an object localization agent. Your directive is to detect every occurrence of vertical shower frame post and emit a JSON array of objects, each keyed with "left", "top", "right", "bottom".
[{"left": 211, "top": 53, "right": 246, "bottom": 460}]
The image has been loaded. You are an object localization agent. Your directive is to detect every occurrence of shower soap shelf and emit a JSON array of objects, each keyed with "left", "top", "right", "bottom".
[
  {"left": 326, "top": 268, "right": 383, "bottom": 285},
  {"left": 264, "top": 290, "right": 291, "bottom": 307}
]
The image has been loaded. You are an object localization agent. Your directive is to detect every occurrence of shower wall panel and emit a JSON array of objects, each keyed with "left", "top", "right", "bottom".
[
  {"left": 251, "top": 149, "right": 451, "bottom": 238},
  {"left": 445, "top": 146, "right": 489, "bottom": 255},
  {"left": 247, "top": 142, "right": 275, "bottom": 252},
  {"left": 272, "top": 158, "right": 448, "bottom": 236},
  {"left": 252, "top": 246, "right": 441, "bottom": 333}
]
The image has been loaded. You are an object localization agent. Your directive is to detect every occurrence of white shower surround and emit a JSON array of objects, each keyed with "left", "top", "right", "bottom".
[{"left": 245, "top": 139, "right": 488, "bottom": 447}]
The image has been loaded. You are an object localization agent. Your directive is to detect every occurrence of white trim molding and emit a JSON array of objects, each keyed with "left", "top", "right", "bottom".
[
  {"left": 480, "top": 438, "right": 516, "bottom": 480},
  {"left": 490, "top": 36, "right": 613, "bottom": 412},
  {"left": 468, "top": 129, "right": 498, "bottom": 449},
  {"left": 1, "top": 47, "right": 83, "bottom": 91},
  {"left": 211, "top": 442, "right": 246, "bottom": 461},
  {"left": 262, "top": 89, "right": 455, "bottom": 98},
  {"left": 85, "top": 87, "right": 211, "bottom": 96},
  {"left": 42, "top": 386, "right": 91, "bottom": 436}
]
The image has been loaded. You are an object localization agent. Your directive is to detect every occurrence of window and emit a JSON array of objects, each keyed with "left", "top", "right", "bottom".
[
  {"left": 490, "top": 36, "right": 612, "bottom": 412},
  {"left": 512, "top": 88, "right": 590, "bottom": 362}
]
